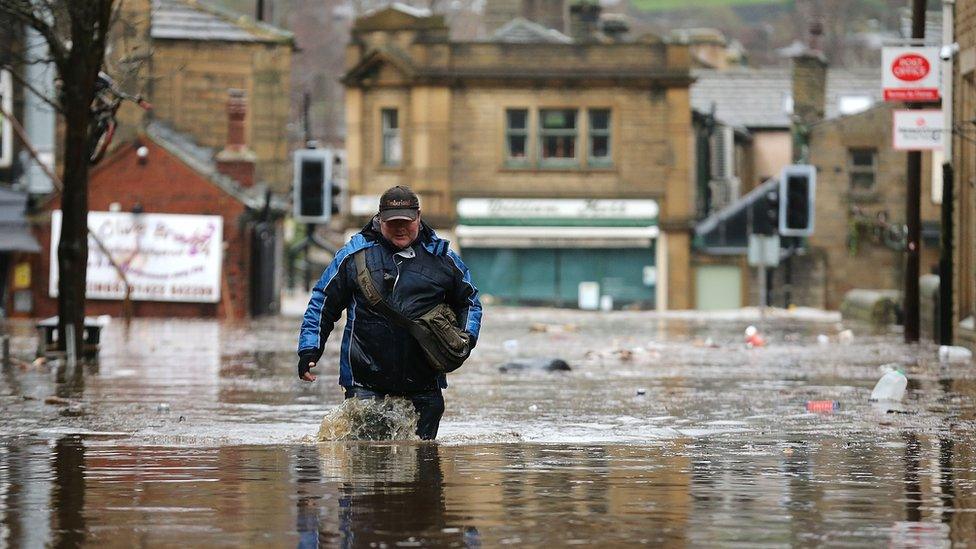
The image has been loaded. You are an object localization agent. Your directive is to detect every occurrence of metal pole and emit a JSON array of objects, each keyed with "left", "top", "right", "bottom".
[
  {"left": 939, "top": 0, "right": 956, "bottom": 345},
  {"left": 304, "top": 223, "right": 314, "bottom": 292},
  {"left": 303, "top": 91, "right": 312, "bottom": 146},
  {"left": 904, "top": 0, "right": 926, "bottom": 343},
  {"left": 758, "top": 264, "right": 767, "bottom": 316},
  {"left": 940, "top": 165, "right": 954, "bottom": 344}
]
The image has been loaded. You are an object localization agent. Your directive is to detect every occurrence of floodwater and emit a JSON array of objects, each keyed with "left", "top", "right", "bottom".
[{"left": 1, "top": 307, "right": 975, "bottom": 547}]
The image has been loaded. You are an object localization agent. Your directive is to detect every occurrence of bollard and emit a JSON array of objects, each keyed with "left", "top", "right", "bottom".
[
  {"left": 65, "top": 324, "right": 77, "bottom": 368},
  {"left": 1, "top": 334, "right": 9, "bottom": 367}
]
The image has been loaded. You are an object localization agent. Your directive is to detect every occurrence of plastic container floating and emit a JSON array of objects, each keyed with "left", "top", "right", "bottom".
[
  {"left": 870, "top": 370, "right": 907, "bottom": 402},
  {"left": 938, "top": 345, "right": 973, "bottom": 364}
]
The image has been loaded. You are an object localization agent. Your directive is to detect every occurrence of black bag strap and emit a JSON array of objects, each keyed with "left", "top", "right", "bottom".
[{"left": 353, "top": 249, "right": 417, "bottom": 332}]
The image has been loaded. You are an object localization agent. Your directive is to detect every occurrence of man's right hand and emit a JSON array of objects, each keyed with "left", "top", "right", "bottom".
[{"left": 298, "top": 352, "right": 318, "bottom": 382}]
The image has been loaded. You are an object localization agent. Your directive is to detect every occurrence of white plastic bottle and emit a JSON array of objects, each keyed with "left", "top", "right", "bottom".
[
  {"left": 870, "top": 369, "right": 907, "bottom": 402},
  {"left": 939, "top": 345, "right": 973, "bottom": 364}
]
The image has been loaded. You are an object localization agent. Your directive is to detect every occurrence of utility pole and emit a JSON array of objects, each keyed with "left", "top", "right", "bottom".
[
  {"left": 939, "top": 0, "right": 955, "bottom": 345},
  {"left": 904, "top": 0, "right": 926, "bottom": 343}
]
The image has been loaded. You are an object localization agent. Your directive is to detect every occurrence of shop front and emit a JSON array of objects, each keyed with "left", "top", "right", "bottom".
[{"left": 455, "top": 198, "right": 662, "bottom": 309}]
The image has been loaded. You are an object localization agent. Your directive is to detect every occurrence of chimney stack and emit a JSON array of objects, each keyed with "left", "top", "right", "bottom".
[
  {"left": 215, "top": 89, "right": 257, "bottom": 188},
  {"left": 569, "top": 1, "right": 601, "bottom": 42}
]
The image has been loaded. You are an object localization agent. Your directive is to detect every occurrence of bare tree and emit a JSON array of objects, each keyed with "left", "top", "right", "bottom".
[{"left": 0, "top": 0, "right": 117, "bottom": 356}]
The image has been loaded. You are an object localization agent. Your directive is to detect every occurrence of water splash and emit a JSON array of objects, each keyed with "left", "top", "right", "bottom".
[{"left": 316, "top": 397, "right": 419, "bottom": 441}]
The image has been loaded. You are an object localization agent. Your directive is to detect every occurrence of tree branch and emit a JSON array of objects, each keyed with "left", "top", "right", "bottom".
[{"left": 0, "top": 62, "right": 62, "bottom": 112}]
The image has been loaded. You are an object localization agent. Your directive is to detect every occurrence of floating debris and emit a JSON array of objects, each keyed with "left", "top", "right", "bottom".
[{"left": 498, "top": 358, "right": 571, "bottom": 372}]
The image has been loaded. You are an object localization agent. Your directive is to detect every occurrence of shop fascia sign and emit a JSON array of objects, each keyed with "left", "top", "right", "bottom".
[
  {"left": 882, "top": 47, "right": 941, "bottom": 102},
  {"left": 456, "top": 198, "right": 659, "bottom": 227},
  {"left": 892, "top": 109, "right": 944, "bottom": 150}
]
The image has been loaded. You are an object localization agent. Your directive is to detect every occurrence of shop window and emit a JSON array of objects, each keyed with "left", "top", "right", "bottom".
[
  {"left": 588, "top": 109, "right": 611, "bottom": 167},
  {"left": 539, "top": 109, "right": 577, "bottom": 167},
  {"left": 505, "top": 108, "right": 529, "bottom": 166},
  {"left": 848, "top": 148, "right": 876, "bottom": 192},
  {"left": 381, "top": 108, "right": 401, "bottom": 167}
]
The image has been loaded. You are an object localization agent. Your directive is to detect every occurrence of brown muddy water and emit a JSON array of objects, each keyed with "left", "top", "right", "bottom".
[{"left": 1, "top": 307, "right": 975, "bottom": 547}]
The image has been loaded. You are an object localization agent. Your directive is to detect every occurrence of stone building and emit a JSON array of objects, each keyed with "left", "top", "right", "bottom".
[
  {"left": 807, "top": 102, "right": 942, "bottom": 310},
  {"left": 341, "top": 5, "right": 694, "bottom": 309},
  {"left": 952, "top": 0, "right": 976, "bottom": 348},
  {"left": 114, "top": 0, "right": 294, "bottom": 192},
  {"left": 690, "top": 55, "right": 883, "bottom": 310}
]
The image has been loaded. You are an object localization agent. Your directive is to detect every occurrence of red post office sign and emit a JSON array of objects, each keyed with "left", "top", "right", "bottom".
[{"left": 882, "top": 47, "right": 941, "bottom": 102}]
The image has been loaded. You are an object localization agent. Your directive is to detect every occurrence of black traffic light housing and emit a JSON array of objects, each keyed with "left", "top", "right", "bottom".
[
  {"left": 293, "top": 149, "right": 337, "bottom": 223},
  {"left": 753, "top": 187, "right": 780, "bottom": 236},
  {"left": 778, "top": 164, "right": 816, "bottom": 237},
  {"left": 330, "top": 155, "right": 342, "bottom": 216}
]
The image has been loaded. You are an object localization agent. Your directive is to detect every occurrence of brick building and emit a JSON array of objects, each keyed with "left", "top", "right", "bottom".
[
  {"left": 18, "top": 109, "right": 286, "bottom": 320},
  {"left": 341, "top": 5, "right": 694, "bottom": 309},
  {"left": 952, "top": 0, "right": 976, "bottom": 348}
]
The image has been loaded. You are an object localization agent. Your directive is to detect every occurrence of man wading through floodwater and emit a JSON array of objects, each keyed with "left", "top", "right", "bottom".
[{"left": 297, "top": 186, "right": 483, "bottom": 440}]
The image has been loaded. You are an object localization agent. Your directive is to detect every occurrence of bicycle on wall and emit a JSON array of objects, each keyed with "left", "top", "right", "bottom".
[{"left": 88, "top": 71, "right": 152, "bottom": 165}]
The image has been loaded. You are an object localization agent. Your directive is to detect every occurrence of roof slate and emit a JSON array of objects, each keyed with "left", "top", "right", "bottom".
[
  {"left": 491, "top": 18, "right": 572, "bottom": 44},
  {"left": 151, "top": 0, "right": 293, "bottom": 43},
  {"left": 146, "top": 122, "right": 288, "bottom": 213},
  {"left": 691, "top": 67, "right": 882, "bottom": 129}
]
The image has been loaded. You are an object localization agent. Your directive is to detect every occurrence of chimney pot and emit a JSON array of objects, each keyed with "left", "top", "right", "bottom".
[{"left": 216, "top": 88, "right": 257, "bottom": 187}]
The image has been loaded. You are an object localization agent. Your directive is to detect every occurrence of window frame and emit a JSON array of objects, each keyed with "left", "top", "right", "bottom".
[
  {"left": 380, "top": 108, "right": 401, "bottom": 167},
  {"left": 847, "top": 147, "right": 877, "bottom": 193},
  {"left": 587, "top": 108, "right": 612, "bottom": 168},
  {"left": 504, "top": 108, "right": 530, "bottom": 167},
  {"left": 538, "top": 108, "right": 579, "bottom": 168}
]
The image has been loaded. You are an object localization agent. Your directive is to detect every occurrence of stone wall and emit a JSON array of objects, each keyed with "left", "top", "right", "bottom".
[
  {"left": 152, "top": 40, "right": 292, "bottom": 192},
  {"left": 954, "top": 0, "right": 976, "bottom": 348},
  {"left": 808, "top": 103, "right": 941, "bottom": 310}
]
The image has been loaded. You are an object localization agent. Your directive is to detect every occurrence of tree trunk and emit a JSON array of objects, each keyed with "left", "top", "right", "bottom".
[{"left": 56, "top": 52, "right": 97, "bottom": 356}]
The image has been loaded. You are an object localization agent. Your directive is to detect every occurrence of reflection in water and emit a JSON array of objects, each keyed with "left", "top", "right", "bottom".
[
  {"left": 903, "top": 432, "right": 922, "bottom": 523},
  {"left": 310, "top": 443, "right": 468, "bottom": 547},
  {"left": 0, "top": 437, "right": 973, "bottom": 546},
  {"left": 53, "top": 437, "right": 85, "bottom": 549},
  {"left": 1, "top": 311, "right": 976, "bottom": 545}
]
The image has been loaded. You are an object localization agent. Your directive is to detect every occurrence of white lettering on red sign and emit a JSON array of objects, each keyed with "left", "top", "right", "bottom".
[
  {"left": 882, "top": 47, "right": 941, "bottom": 103},
  {"left": 891, "top": 54, "right": 930, "bottom": 82}
]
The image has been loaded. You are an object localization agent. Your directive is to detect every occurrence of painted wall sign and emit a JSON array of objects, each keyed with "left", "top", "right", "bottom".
[{"left": 49, "top": 211, "right": 223, "bottom": 303}]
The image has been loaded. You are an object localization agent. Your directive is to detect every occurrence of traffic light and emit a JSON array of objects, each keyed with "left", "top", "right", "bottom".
[
  {"left": 778, "top": 164, "right": 816, "bottom": 237},
  {"left": 753, "top": 186, "right": 779, "bottom": 236},
  {"left": 293, "top": 148, "right": 333, "bottom": 223},
  {"left": 330, "top": 154, "right": 343, "bottom": 216}
]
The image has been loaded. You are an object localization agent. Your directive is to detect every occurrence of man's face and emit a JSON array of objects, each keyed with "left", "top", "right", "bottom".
[{"left": 380, "top": 213, "right": 421, "bottom": 249}]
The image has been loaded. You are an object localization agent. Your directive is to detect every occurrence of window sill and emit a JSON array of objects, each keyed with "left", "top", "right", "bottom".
[
  {"left": 499, "top": 165, "right": 618, "bottom": 174},
  {"left": 846, "top": 190, "right": 881, "bottom": 203},
  {"left": 376, "top": 164, "right": 404, "bottom": 172}
]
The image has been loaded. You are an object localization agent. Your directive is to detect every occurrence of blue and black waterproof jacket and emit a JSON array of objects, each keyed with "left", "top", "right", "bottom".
[{"left": 297, "top": 218, "right": 483, "bottom": 393}]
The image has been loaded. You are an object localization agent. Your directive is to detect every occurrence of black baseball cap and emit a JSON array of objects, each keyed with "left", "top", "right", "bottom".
[{"left": 378, "top": 186, "right": 420, "bottom": 221}]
